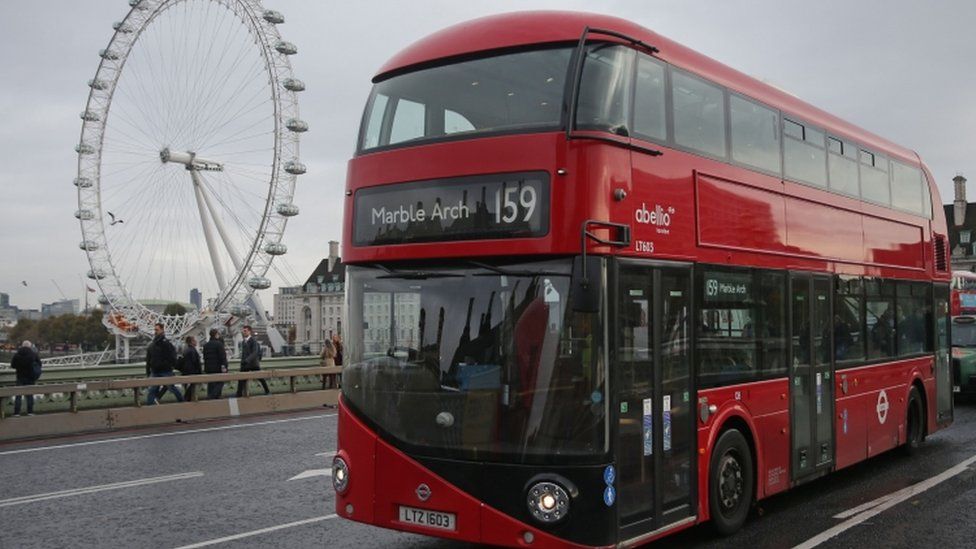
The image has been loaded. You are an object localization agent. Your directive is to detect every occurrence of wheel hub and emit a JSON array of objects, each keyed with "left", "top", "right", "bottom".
[{"left": 719, "top": 453, "right": 743, "bottom": 511}]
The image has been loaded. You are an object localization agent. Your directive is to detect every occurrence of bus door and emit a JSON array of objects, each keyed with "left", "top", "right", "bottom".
[
  {"left": 935, "top": 284, "right": 953, "bottom": 423},
  {"left": 614, "top": 261, "right": 695, "bottom": 540},
  {"left": 789, "top": 274, "right": 835, "bottom": 481}
]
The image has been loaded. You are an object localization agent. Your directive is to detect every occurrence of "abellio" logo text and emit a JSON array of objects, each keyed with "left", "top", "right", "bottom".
[{"left": 635, "top": 203, "right": 674, "bottom": 227}]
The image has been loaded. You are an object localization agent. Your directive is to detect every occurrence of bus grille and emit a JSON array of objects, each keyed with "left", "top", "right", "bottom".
[{"left": 935, "top": 234, "right": 948, "bottom": 272}]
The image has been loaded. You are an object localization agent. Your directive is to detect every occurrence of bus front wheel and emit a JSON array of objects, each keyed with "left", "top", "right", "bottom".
[{"left": 709, "top": 428, "right": 754, "bottom": 536}]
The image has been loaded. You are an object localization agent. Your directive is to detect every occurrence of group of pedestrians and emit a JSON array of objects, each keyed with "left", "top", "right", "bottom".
[
  {"left": 320, "top": 334, "right": 343, "bottom": 367},
  {"left": 144, "top": 323, "right": 269, "bottom": 404},
  {"left": 8, "top": 340, "right": 42, "bottom": 416}
]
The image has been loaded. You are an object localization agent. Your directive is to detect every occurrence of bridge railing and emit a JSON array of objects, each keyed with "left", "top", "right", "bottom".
[{"left": 0, "top": 366, "right": 341, "bottom": 420}]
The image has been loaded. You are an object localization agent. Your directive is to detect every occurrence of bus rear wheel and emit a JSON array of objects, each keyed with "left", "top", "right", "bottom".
[
  {"left": 709, "top": 428, "right": 754, "bottom": 536},
  {"left": 904, "top": 386, "right": 925, "bottom": 455}
]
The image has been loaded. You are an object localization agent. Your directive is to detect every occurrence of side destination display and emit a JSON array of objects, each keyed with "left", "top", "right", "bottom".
[{"left": 353, "top": 171, "right": 550, "bottom": 246}]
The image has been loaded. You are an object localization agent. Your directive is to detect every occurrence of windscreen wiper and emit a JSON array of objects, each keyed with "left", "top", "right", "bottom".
[
  {"left": 372, "top": 263, "right": 463, "bottom": 280},
  {"left": 467, "top": 261, "right": 569, "bottom": 278}
]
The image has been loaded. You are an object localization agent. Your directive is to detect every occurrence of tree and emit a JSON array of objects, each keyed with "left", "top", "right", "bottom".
[{"left": 163, "top": 302, "right": 187, "bottom": 316}]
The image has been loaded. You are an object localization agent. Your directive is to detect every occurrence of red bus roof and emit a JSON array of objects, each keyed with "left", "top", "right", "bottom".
[{"left": 376, "top": 11, "right": 920, "bottom": 165}]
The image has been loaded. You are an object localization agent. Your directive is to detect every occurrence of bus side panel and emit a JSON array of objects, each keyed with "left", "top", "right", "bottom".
[{"left": 834, "top": 386, "right": 868, "bottom": 470}]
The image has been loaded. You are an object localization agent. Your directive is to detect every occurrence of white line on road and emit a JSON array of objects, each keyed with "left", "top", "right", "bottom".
[
  {"left": 314, "top": 451, "right": 336, "bottom": 458},
  {"left": 173, "top": 514, "right": 338, "bottom": 548},
  {"left": 0, "top": 472, "right": 204, "bottom": 508},
  {"left": 288, "top": 469, "right": 332, "bottom": 481},
  {"left": 793, "top": 453, "right": 976, "bottom": 549},
  {"left": 0, "top": 413, "right": 337, "bottom": 456}
]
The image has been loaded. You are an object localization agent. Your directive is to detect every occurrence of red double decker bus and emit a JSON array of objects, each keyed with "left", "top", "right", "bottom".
[
  {"left": 332, "top": 11, "right": 953, "bottom": 547},
  {"left": 950, "top": 270, "right": 976, "bottom": 316}
]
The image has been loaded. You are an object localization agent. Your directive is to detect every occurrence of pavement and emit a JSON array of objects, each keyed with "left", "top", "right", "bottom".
[{"left": 2, "top": 402, "right": 976, "bottom": 548}]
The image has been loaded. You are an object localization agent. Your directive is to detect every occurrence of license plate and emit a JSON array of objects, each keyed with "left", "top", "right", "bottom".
[
  {"left": 954, "top": 385, "right": 961, "bottom": 393},
  {"left": 398, "top": 505, "right": 456, "bottom": 531}
]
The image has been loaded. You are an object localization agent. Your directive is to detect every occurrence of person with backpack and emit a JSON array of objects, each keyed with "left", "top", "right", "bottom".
[
  {"left": 203, "top": 329, "right": 228, "bottom": 399},
  {"left": 10, "top": 340, "right": 41, "bottom": 416},
  {"left": 179, "top": 335, "right": 202, "bottom": 401},
  {"left": 236, "top": 325, "right": 270, "bottom": 397},
  {"left": 145, "top": 323, "right": 184, "bottom": 404}
]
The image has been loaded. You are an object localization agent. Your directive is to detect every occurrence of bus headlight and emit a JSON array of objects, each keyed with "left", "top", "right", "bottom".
[
  {"left": 526, "top": 481, "right": 569, "bottom": 524},
  {"left": 332, "top": 456, "right": 350, "bottom": 493}
]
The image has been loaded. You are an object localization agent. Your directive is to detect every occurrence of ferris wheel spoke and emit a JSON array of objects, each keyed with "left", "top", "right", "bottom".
[{"left": 191, "top": 67, "right": 270, "bottom": 148}]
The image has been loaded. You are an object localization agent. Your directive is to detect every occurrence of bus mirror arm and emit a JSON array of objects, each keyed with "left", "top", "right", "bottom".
[{"left": 574, "top": 220, "right": 631, "bottom": 312}]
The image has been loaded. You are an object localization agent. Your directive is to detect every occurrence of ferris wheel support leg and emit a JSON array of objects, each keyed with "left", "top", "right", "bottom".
[
  {"left": 196, "top": 177, "right": 244, "bottom": 271},
  {"left": 190, "top": 169, "right": 228, "bottom": 291}
]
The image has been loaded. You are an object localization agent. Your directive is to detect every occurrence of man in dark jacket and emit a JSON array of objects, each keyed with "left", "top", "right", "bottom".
[
  {"left": 236, "top": 325, "right": 270, "bottom": 396},
  {"left": 10, "top": 341, "right": 40, "bottom": 416},
  {"left": 180, "top": 335, "right": 202, "bottom": 401},
  {"left": 202, "top": 329, "right": 228, "bottom": 399},
  {"left": 145, "top": 323, "right": 184, "bottom": 404}
]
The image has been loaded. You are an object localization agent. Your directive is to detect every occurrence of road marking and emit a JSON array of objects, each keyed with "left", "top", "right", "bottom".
[
  {"left": 0, "top": 413, "right": 337, "bottom": 456},
  {"left": 314, "top": 451, "right": 336, "bottom": 458},
  {"left": 0, "top": 472, "right": 203, "bottom": 508},
  {"left": 173, "top": 514, "right": 338, "bottom": 548},
  {"left": 289, "top": 468, "right": 332, "bottom": 481},
  {"left": 793, "top": 453, "right": 976, "bottom": 549}
]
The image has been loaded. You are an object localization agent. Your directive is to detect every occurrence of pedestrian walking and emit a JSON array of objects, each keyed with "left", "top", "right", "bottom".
[
  {"left": 320, "top": 338, "right": 336, "bottom": 367},
  {"left": 180, "top": 335, "right": 202, "bottom": 401},
  {"left": 332, "top": 334, "right": 343, "bottom": 367},
  {"left": 236, "top": 325, "right": 270, "bottom": 397},
  {"left": 203, "top": 329, "right": 228, "bottom": 399},
  {"left": 145, "top": 323, "right": 184, "bottom": 404},
  {"left": 10, "top": 340, "right": 41, "bottom": 416}
]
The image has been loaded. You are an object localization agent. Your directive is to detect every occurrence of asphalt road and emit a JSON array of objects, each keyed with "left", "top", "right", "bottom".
[{"left": 3, "top": 402, "right": 976, "bottom": 549}]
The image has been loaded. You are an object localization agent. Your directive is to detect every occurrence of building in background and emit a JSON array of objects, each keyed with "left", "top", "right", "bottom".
[
  {"left": 190, "top": 288, "right": 202, "bottom": 311},
  {"left": 273, "top": 241, "right": 344, "bottom": 354},
  {"left": 41, "top": 299, "right": 79, "bottom": 319},
  {"left": 945, "top": 174, "right": 976, "bottom": 272}
]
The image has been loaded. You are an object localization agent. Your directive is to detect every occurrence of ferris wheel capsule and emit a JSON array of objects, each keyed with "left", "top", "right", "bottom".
[
  {"left": 264, "top": 242, "right": 287, "bottom": 255},
  {"left": 75, "top": 209, "right": 95, "bottom": 220},
  {"left": 87, "top": 269, "right": 107, "bottom": 280},
  {"left": 98, "top": 295, "right": 110, "bottom": 306},
  {"left": 276, "top": 203, "right": 299, "bottom": 217},
  {"left": 79, "top": 240, "right": 100, "bottom": 251},
  {"left": 229, "top": 304, "right": 251, "bottom": 317},
  {"left": 248, "top": 276, "right": 272, "bottom": 290},
  {"left": 282, "top": 78, "right": 305, "bottom": 92},
  {"left": 286, "top": 118, "right": 308, "bottom": 132},
  {"left": 74, "top": 177, "right": 93, "bottom": 188},
  {"left": 99, "top": 49, "right": 120, "bottom": 60},
  {"left": 275, "top": 41, "right": 297, "bottom": 55},
  {"left": 89, "top": 79, "right": 109, "bottom": 90},
  {"left": 113, "top": 21, "right": 133, "bottom": 33},
  {"left": 262, "top": 10, "right": 285, "bottom": 24},
  {"left": 76, "top": 143, "right": 95, "bottom": 154},
  {"left": 80, "top": 110, "right": 101, "bottom": 122},
  {"left": 129, "top": 0, "right": 148, "bottom": 10},
  {"left": 284, "top": 160, "right": 306, "bottom": 175}
]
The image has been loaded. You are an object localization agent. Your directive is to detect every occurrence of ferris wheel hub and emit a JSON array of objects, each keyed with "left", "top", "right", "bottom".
[{"left": 159, "top": 147, "right": 224, "bottom": 172}]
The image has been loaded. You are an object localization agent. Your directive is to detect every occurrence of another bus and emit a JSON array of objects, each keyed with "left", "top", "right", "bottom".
[
  {"left": 950, "top": 270, "right": 976, "bottom": 316},
  {"left": 333, "top": 12, "right": 953, "bottom": 547}
]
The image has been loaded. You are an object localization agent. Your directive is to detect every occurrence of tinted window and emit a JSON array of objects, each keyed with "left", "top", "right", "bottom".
[
  {"left": 866, "top": 279, "right": 895, "bottom": 359},
  {"left": 360, "top": 47, "right": 572, "bottom": 151},
  {"left": 697, "top": 268, "right": 786, "bottom": 386},
  {"left": 897, "top": 282, "right": 931, "bottom": 355},
  {"left": 891, "top": 161, "right": 923, "bottom": 215},
  {"left": 860, "top": 151, "right": 890, "bottom": 205},
  {"left": 672, "top": 70, "right": 726, "bottom": 158},
  {"left": 828, "top": 136, "right": 859, "bottom": 197},
  {"left": 633, "top": 54, "right": 667, "bottom": 142},
  {"left": 730, "top": 95, "right": 781, "bottom": 173},
  {"left": 576, "top": 44, "right": 634, "bottom": 135},
  {"left": 835, "top": 277, "right": 865, "bottom": 363},
  {"left": 784, "top": 118, "right": 827, "bottom": 187}
]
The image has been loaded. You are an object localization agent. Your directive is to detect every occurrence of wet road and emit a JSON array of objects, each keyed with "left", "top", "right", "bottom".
[{"left": 2, "top": 402, "right": 976, "bottom": 548}]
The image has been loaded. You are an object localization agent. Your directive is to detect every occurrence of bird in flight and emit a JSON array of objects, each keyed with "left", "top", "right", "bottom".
[
  {"left": 21, "top": 280, "right": 27, "bottom": 287},
  {"left": 108, "top": 211, "right": 124, "bottom": 226}
]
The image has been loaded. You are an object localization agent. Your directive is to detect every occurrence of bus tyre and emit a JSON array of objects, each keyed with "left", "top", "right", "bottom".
[
  {"left": 709, "top": 429, "right": 754, "bottom": 536},
  {"left": 903, "top": 386, "right": 925, "bottom": 455}
]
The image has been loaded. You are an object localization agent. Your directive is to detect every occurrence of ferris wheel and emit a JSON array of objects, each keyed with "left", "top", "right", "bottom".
[{"left": 74, "top": 0, "right": 305, "bottom": 341}]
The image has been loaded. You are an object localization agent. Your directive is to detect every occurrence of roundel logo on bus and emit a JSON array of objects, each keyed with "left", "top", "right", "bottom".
[{"left": 876, "top": 390, "right": 889, "bottom": 424}]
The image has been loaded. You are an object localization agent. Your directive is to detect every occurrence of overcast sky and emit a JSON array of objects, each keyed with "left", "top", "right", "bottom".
[{"left": 1, "top": 0, "right": 974, "bottom": 310}]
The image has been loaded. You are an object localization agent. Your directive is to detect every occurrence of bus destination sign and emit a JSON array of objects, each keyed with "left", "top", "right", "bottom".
[{"left": 353, "top": 171, "right": 550, "bottom": 246}]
